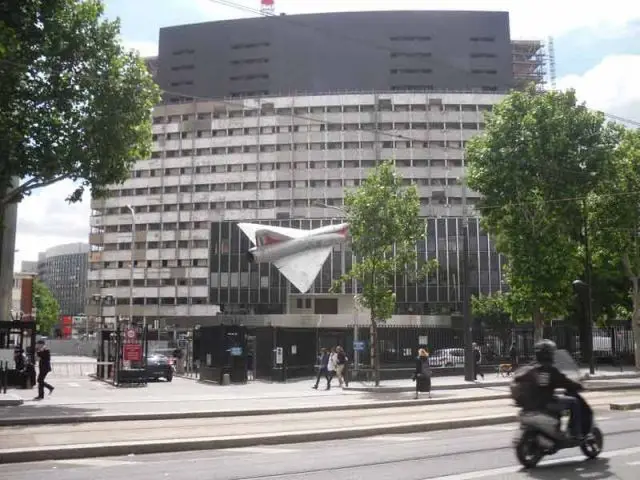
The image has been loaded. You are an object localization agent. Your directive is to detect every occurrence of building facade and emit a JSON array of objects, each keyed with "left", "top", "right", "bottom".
[
  {"left": 11, "top": 272, "right": 35, "bottom": 319},
  {"left": 88, "top": 91, "right": 506, "bottom": 326},
  {"left": 158, "top": 11, "right": 516, "bottom": 101},
  {"left": 37, "top": 243, "right": 89, "bottom": 316}
]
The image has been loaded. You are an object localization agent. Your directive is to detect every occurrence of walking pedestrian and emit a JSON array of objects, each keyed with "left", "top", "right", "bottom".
[
  {"left": 34, "top": 339, "right": 54, "bottom": 400},
  {"left": 473, "top": 342, "right": 484, "bottom": 381},
  {"left": 413, "top": 348, "right": 432, "bottom": 399},
  {"left": 335, "top": 346, "right": 349, "bottom": 388},
  {"left": 326, "top": 347, "right": 338, "bottom": 390},
  {"left": 312, "top": 348, "right": 330, "bottom": 390}
]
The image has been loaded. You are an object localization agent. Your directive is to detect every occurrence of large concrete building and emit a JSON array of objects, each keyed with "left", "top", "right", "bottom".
[
  {"left": 87, "top": 11, "right": 546, "bottom": 328},
  {"left": 38, "top": 243, "right": 89, "bottom": 317},
  {"left": 88, "top": 91, "right": 504, "bottom": 326}
]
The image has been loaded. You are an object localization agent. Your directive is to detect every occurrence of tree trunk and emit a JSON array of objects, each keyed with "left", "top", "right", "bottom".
[
  {"left": 631, "top": 279, "right": 640, "bottom": 371},
  {"left": 533, "top": 308, "right": 544, "bottom": 343},
  {"left": 370, "top": 309, "right": 380, "bottom": 386},
  {"left": 0, "top": 196, "right": 18, "bottom": 321}
]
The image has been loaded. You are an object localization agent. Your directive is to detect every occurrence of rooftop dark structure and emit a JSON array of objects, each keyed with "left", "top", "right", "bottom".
[{"left": 157, "top": 10, "right": 515, "bottom": 101}]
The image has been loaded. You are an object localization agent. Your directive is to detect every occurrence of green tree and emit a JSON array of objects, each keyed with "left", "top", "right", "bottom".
[
  {"left": 0, "top": 0, "right": 161, "bottom": 207},
  {"left": 589, "top": 129, "right": 640, "bottom": 368},
  {"left": 466, "top": 86, "right": 621, "bottom": 341},
  {"left": 33, "top": 279, "right": 60, "bottom": 335},
  {"left": 472, "top": 291, "right": 516, "bottom": 346},
  {"left": 330, "top": 161, "right": 437, "bottom": 386}
]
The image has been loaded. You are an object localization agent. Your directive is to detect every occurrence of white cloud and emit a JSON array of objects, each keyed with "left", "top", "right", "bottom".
[
  {"left": 14, "top": 180, "right": 90, "bottom": 270},
  {"left": 556, "top": 54, "right": 640, "bottom": 121},
  {"left": 123, "top": 39, "right": 158, "bottom": 57}
]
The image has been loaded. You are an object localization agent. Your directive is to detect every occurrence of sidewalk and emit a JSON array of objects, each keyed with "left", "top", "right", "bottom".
[{"left": 0, "top": 376, "right": 513, "bottom": 422}]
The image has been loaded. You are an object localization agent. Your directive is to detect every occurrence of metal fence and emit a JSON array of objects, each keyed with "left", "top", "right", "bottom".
[{"left": 184, "top": 323, "right": 635, "bottom": 382}]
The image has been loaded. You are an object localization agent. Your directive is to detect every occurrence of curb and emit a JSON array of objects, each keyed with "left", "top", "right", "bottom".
[
  {"left": 347, "top": 381, "right": 640, "bottom": 394},
  {"left": 0, "top": 392, "right": 512, "bottom": 427},
  {"left": 0, "top": 395, "right": 23, "bottom": 407},
  {"left": 0, "top": 413, "right": 518, "bottom": 464},
  {"left": 610, "top": 402, "right": 640, "bottom": 411}
]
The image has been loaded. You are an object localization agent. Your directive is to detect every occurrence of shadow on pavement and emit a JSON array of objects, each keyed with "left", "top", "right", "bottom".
[
  {"left": 523, "top": 458, "right": 613, "bottom": 479},
  {"left": 0, "top": 403, "right": 103, "bottom": 421}
]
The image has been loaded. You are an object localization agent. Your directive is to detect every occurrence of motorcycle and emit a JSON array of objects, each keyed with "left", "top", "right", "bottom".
[{"left": 513, "top": 349, "right": 604, "bottom": 469}]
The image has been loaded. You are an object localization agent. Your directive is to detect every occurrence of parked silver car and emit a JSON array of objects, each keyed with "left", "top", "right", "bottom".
[{"left": 428, "top": 348, "right": 465, "bottom": 368}]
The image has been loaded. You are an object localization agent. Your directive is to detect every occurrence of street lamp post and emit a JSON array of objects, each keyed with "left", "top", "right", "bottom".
[
  {"left": 460, "top": 176, "right": 474, "bottom": 382},
  {"left": 573, "top": 278, "right": 596, "bottom": 375},
  {"left": 126, "top": 205, "right": 135, "bottom": 328}
]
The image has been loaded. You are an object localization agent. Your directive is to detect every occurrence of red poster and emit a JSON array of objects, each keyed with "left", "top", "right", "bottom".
[{"left": 123, "top": 344, "right": 142, "bottom": 362}]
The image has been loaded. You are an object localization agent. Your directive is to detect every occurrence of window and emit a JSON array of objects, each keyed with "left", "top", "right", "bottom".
[
  {"left": 171, "top": 64, "right": 194, "bottom": 71},
  {"left": 390, "top": 36, "right": 431, "bottom": 41},
  {"left": 469, "top": 36, "right": 495, "bottom": 42},
  {"left": 470, "top": 53, "right": 497, "bottom": 58}
]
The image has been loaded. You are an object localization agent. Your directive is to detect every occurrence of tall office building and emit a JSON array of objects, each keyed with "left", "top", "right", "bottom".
[
  {"left": 38, "top": 243, "right": 89, "bottom": 316},
  {"left": 87, "top": 11, "right": 546, "bottom": 327}
]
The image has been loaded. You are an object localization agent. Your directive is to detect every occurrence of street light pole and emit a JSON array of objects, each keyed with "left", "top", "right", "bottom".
[
  {"left": 583, "top": 199, "right": 596, "bottom": 375},
  {"left": 126, "top": 205, "right": 135, "bottom": 328},
  {"left": 461, "top": 175, "right": 474, "bottom": 382}
]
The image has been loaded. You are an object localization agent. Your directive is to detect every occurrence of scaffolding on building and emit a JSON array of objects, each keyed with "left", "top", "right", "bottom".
[{"left": 512, "top": 39, "right": 548, "bottom": 91}]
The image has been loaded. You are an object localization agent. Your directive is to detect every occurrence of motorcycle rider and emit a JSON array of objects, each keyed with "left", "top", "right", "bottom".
[{"left": 530, "top": 339, "right": 585, "bottom": 441}]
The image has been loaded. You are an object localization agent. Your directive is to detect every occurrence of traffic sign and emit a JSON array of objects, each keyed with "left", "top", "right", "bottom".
[
  {"left": 125, "top": 329, "right": 137, "bottom": 342},
  {"left": 353, "top": 341, "right": 366, "bottom": 352}
]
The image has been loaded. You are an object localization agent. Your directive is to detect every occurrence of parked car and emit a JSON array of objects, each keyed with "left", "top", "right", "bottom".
[
  {"left": 428, "top": 348, "right": 465, "bottom": 368},
  {"left": 145, "top": 353, "right": 173, "bottom": 382}
]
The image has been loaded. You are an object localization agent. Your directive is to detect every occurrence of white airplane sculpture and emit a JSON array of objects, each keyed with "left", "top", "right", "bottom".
[{"left": 237, "top": 222, "right": 350, "bottom": 293}]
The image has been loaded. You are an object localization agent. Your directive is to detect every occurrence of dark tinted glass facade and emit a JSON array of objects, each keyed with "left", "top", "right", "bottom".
[
  {"left": 210, "top": 218, "right": 506, "bottom": 315},
  {"left": 38, "top": 253, "right": 88, "bottom": 316},
  {"left": 158, "top": 11, "right": 513, "bottom": 101}
]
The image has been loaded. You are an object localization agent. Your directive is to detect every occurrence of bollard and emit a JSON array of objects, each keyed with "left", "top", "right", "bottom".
[
  {"left": 221, "top": 373, "right": 231, "bottom": 385},
  {"left": 2, "top": 361, "right": 7, "bottom": 394}
]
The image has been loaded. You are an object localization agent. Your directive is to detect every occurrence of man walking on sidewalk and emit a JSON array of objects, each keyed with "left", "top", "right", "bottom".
[
  {"left": 313, "top": 348, "right": 330, "bottom": 390},
  {"left": 473, "top": 342, "right": 484, "bottom": 381},
  {"left": 34, "top": 339, "right": 54, "bottom": 400}
]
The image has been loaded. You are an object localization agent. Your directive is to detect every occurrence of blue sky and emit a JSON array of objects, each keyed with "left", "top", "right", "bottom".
[{"left": 14, "top": 0, "right": 640, "bottom": 268}]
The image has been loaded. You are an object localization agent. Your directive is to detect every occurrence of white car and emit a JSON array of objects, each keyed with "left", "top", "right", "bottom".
[{"left": 428, "top": 348, "right": 466, "bottom": 368}]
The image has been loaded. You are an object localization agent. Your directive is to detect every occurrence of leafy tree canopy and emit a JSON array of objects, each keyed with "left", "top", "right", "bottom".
[
  {"left": 0, "top": 0, "right": 161, "bottom": 206},
  {"left": 33, "top": 279, "right": 60, "bottom": 335},
  {"left": 330, "top": 160, "right": 437, "bottom": 384},
  {"left": 466, "top": 86, "right": 622, "bottom": 339},
  {"left": 472, "top": 291, "right": 517, "bottom": 344},
  {"left": 589, "top": 129, "right": 640, "bottom": 366}
]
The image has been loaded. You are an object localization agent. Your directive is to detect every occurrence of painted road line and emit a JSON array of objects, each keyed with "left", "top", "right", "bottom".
[
  {"left": 223, "top": 447, "right": 300, "bottom": 454},
  {"left": 362, "top": 435, "right": 431, "bottom": 442},
  {"left": 56, "top": 459, "right": 138, "bottom": 467},
  {"left": 430, "top": 446, "right": 640, "bottom": 480}
]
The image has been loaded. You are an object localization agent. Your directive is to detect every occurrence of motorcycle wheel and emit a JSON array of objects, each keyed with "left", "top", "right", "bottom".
[
  {"left": 580, "top": 426, "right": 603, "bottom": 459},
  {"left": 515, "top": 431, "right": 544, "bottom": 469}
]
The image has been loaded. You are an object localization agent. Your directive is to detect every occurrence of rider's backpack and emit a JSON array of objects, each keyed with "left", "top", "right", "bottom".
[{"left": 510, "top": 364, "right": 540, "bottom": 410}]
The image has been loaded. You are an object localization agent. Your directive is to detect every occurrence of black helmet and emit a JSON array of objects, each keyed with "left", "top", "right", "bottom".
[{"left": 535, "top": 339, "right": 557, "bottom": 364}]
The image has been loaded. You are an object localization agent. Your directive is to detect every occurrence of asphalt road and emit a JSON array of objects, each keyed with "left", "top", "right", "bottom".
[{"left": 3, "top": 409, "right": 640, "bottom": 479}]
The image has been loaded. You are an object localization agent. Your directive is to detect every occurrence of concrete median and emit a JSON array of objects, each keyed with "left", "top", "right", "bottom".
[
  {"left": 610, "top": 401, "right": 640, "bottom": 411},
  {"left": 0, "top": 413, "right": 518, "bottom": 464}
]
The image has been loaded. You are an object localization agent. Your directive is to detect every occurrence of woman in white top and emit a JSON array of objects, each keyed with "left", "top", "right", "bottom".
[{"left": 327, "top": 348, "right": 338, "bottom": 390}]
